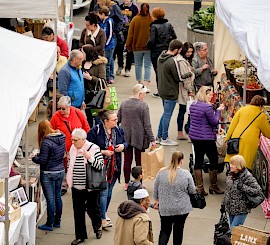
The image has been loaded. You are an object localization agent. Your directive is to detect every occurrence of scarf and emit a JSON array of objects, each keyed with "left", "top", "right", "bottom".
[
  {"left": 103, "top": 123, "right": 117, "bottom": 183},
  {"left": 230, "top": 167, "right": 245, "bottom": 181}
]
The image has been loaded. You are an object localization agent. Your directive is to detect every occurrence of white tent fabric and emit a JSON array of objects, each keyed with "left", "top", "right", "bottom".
[
  {"left": 216, "top": 0, "right": 270, "bottom": 91},
  {"left": 0, "top": 0, "right": 58, "bottom": 18},
  {"left": 0, "top": 27, "right": 56, "bottom": 178}
]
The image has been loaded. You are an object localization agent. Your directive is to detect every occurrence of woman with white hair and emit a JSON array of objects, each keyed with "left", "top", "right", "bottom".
[
  {"left": 50, "top": 95, "right": 90, "bottom": 195},
  {"left": 192, "top": 42, "right": 217, "bottom": 90},
  {"left": 118, "top": 84, "right": 156, "bottom": 190},
  {"left": 67, "top": 128, "right": 104, "bottom": 245}
]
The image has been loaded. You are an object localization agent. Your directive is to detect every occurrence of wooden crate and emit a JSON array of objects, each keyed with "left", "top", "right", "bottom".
[{"left": 9, "top": 207, "right": 21, "bottom": 223}]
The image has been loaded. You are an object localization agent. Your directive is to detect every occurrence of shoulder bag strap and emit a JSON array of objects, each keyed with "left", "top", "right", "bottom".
[
  {"left": 63, "top": 121, "right": 72, "bottom": 134},
  {"left": 239, "top": 112, "right": 261, "bottom": 138}
]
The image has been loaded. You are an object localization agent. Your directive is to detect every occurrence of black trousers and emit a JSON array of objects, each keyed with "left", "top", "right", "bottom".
[
  {"left": 71, "top": 187, "right": 101, "bottom": 239},
  {"left": 192, "top": 139, "right": 218, "bottom": 171},
  {"left": 159, "top": 213, "right": 189, "bottom": 245}
]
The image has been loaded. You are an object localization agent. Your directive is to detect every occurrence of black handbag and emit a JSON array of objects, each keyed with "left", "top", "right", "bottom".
[
  {"left": 189, "top": 193, "right": 206, "bottom": 209},
  {"left": 226, "top": 112, "right": 261, "bottom": 155},
  {"left": 86, "top": 164, "right": 107, "bottom": 191},
  {"left": 85, "top": 79, "right": 107, "bottom": 109},
  {"left": 245, "top": 191, "right": 265, "bottom": 209},
  {"left": 85, "top": 144, "right": 107, "bottom": 191},
  {"left": 214, "top": 207, "right": 230, "bottom": 244}
]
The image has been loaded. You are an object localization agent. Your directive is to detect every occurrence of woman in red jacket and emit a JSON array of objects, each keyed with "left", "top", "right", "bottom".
[{"left": 50, "top": 95, "right": 90, "bottom": 195}]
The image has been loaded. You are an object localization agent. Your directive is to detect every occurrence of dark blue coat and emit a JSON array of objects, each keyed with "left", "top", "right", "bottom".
[
  {"left": 87, "top": 124, "right": 128, "bottom": 181},
  {"left": 32, "top": 133, "right": 66, "bottom": 171}
]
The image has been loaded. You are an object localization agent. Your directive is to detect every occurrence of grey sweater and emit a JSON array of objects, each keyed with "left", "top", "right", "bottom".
[
  {"left": 153, "top": 168, "right": 196, "bottom": 216},
  {"left": 118, "top": 98, "right": 155, "bottom": 150}
]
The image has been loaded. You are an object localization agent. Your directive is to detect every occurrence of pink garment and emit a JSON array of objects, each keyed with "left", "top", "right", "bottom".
[{"left": 66, "top": 140, "right": 100, "bottom": 188}]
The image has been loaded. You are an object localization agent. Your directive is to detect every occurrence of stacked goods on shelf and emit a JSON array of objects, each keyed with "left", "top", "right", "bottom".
[{"left": 223, "top": 60, "right": 243, "bottom": 84}]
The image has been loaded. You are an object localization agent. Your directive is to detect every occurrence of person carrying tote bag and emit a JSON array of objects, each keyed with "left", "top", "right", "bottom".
[{"left": 66, "top": 128, "right": 104, "bottom": 245}]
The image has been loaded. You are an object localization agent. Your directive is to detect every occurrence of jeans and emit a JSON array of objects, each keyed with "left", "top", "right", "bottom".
[
  {"left": 40, "top": 171, "right": 64, "bottom": 226},
  {"left": 105, "top": 48, "right": 114, "bottom": 81},
  {"left": 71, "top": 187, "right": 102, "bottom": 239},
  {"left": 229, "top": 213, "right": 248, "bottom": 232},
  {"left": 177, "top": 104, "right": 187, "bottom": 131},
  {"left": 159, "top": 213, "right": 189, "bottom": 245},
  {"left": 158, "top": 99, "right": 177, "bottom": 140},
  {"left": 100, "top": 175, "right": 117, "bottom": 220},
  {"left": 124, "top": 145, "right": 145, "bottom": 183},
  {"left": 133, "top": 50, "right": 152, "bottom": 82},
  {"left": 192, "top": 140, "right": 218, "bottom": 170}
]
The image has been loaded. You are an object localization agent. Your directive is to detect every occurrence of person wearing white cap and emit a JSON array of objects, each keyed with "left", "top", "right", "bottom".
[{"left": 114, "top": 189, "right": 154, "bottom": 245}]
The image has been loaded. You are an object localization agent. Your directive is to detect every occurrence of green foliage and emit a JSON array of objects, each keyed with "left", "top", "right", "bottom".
[{"left": 188, "top": 4, "right": 215, "bottom": 31}]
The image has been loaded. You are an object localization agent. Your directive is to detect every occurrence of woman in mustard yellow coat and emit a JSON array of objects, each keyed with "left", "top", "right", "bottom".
[{"left": 225, "top": 95, "right": 270, "bottom": 170}]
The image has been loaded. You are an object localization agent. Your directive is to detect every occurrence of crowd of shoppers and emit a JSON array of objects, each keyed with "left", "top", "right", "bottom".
[{"left": 33, "top": 2, "right": 269, "bottom": 244}]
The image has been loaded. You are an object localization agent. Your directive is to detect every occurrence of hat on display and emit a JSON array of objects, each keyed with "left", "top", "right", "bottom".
[{"left": 133, "top": 189, "right": 149, "bottom": 199}]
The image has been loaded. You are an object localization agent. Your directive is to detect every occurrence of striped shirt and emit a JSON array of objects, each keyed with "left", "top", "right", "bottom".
[{"left": 73, "top": 156, "right": 86, "bottom": 189}]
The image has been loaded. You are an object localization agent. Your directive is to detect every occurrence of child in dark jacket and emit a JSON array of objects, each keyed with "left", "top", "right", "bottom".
[{"left": 127, "top": 166, "right": 143, "bottom": 200}]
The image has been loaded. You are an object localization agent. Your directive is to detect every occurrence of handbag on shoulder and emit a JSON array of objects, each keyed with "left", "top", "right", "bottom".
[
  {"left": 227, "top": 112, "right": 261, "bottom": 154},
  {"left": 86, "top": 164, "right": 107, "bottom": 191},
  {"left": 245, "top": 190, "right": 265, "bottom": 209},
  {"left": 85, "top": 78, "right": 107, "bottom": 109}
]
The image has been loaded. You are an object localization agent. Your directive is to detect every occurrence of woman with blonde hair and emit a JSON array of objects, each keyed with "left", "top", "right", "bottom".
[
  {"left": 31, "top": 120, "right": 66, "bottom": 231},
  {"left": 153, "top": 151, "right": 196, "bottom": 244},
  {"left": 223, "top": 155, "right": 263, "bottom": 231},
  {"left": 189, "top": 86, "right": 224, "bottom": 195},
  {"left": 225, "top": 95, "right": 270, "bottom": 170}
]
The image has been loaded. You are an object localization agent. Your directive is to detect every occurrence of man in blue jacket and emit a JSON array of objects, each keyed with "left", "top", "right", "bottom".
[{"left": 58, "top": 50, "right": 86, "bottom": 109}]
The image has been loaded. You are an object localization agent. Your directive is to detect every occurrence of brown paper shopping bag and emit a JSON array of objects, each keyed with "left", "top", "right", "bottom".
[{"left": 141, "top": 146, "right": 165, "bottom": 181}]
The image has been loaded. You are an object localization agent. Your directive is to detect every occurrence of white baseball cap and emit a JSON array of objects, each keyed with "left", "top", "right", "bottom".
[{"left": 133, "top": 189, "right": 149, "bottom": 199}]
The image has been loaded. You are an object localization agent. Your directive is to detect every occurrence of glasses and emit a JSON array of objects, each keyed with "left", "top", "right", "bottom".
[
  {"left": 206, "top": 87, "right": 212, "bottom": 94},
  {"left": 71, "top": 138, "right": 80, "bottom": 143},
  {"left": 58, "top": 107, "right": 68, "bottom": 111}
]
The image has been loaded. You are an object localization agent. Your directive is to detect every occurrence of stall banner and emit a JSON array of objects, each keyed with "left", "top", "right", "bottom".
[{"left": 231, "top": 226, "right": 270, "bottom": 245}]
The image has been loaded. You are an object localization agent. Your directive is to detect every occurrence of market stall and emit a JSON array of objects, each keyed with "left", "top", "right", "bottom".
[
  {"left": 215, "top": 0, "right": 270, "bottom": 218},
  {"left": 0, "top": 0, "right": 57, "bottom": 243}
]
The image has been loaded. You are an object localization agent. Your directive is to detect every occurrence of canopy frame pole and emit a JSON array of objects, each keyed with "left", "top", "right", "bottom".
[{"left": 243, "top": 57, "right": 248, "bottom": 105}]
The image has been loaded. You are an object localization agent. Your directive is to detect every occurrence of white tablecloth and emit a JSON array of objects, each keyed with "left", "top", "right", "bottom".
[{"left": 0, "top": 202, "right": 37, "bottom": 245}]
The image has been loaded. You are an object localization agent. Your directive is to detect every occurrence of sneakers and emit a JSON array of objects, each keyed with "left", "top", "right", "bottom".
[
  {"left": 155, "top": 137, "right": 161, "bottom": 144},
  {"left": 108, "top": 79, "right": 114, "bottom": 84},
  {"left": 145, "top": 87, "right": 150, "bottom": 93},
  {"left": 102, "top": 220, "right": 113, "bottom": 229},
  {"left": 152, "top": 93, "right": 160, "bottom": 98},
  {"left": 124, "top": 70, "right": 130, "bottom": 77},
  {"left": 160, "top": 138, "right": 178, "bottom": 146},
  {"left": 116, "top": 67, "right": 123, "bottom": 75}
]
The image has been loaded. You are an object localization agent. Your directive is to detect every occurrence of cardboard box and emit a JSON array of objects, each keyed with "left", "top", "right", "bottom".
[{"left": 231, "top": 225, "right": 270, "bottom": 245}]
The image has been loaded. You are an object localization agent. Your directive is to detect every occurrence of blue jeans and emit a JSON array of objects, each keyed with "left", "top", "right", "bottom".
[
  {"left": 100, "top": 175, "right": 117, "bottom": 220},
  {"left": 40, "top": 171, "right": 64, "bottom": 226},
  {"left": 229, "top": 213, "right": 248, "bottom": 232},
  {"left": 158, "top": 99, "right": 177, "bottom": 140},
  {"left": 133, "top": 50, "right": 152, "bottom": 82},
  {"left": 105, "top": 48, "right": 114, "bottom": 81}
]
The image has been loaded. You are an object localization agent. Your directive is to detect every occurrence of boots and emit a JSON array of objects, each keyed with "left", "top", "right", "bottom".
[
  {"left": 194, "top": 169, "right": 208, "bottom": 196},
  {"left": 209, "top": 170, "right": 224, "bottom": 194}
]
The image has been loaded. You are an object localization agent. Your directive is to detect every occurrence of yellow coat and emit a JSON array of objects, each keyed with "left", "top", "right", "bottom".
[{"left": 225, "top": 105, "right": 270, "bottom": 170}]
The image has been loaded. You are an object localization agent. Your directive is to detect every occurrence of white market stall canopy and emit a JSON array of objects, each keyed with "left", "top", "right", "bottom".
[
  {"left": 0, "top": 27, "right": 56, "bottom": 178},
  {"left": 216, "top": 0, "right": 270, "bottom": 91},
  {"left": 0, "top": 0, "right": 58, "bottom": 18}
]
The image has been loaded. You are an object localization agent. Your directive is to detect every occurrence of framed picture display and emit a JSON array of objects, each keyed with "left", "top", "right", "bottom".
[{"left": 10, "top": 187, "right": 29, "bottom": 206}]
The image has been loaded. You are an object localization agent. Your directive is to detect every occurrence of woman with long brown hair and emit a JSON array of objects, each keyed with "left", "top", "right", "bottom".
[
  {"left": 126, "top": 3, "right": 153, "bottom": 90},
  {"left": 153, "top": 151, "right": 196, "bottom": 244},
  {"left": 31, "top": 120, "right": 66, "bottom": 231}
]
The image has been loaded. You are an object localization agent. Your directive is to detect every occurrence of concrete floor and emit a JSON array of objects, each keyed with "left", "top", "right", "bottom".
[{"left": 29, "top": 60, "right": 270, "bottom": 245}]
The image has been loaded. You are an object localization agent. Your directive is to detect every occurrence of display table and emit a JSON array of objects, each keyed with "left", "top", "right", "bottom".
[{"left": 0, "top": 202, "right": 37, "bottom": 245}]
